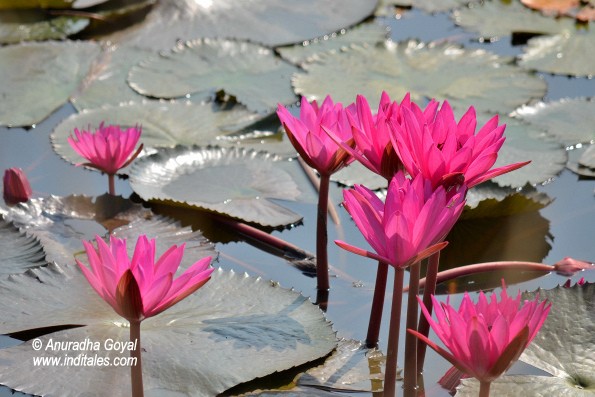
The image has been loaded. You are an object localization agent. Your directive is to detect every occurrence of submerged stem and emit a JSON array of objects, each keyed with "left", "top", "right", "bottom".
[
  {"left": 403, "top": 262, "right": 421, "bottom": 397},
  {"left": 130, "top": 320, "right": 144, "bottom": 397},
  {"left": 316, "top": 174, "right": 331, "bottom": 291},
  {"left": 383, "top": 267, "right": 405, "bottom": 397},
  {"left": 366, "top": 261, "right": 389, "bottom": 348},
  {"left": 417, "top": 252, "right": 440, "bottom": 373}
]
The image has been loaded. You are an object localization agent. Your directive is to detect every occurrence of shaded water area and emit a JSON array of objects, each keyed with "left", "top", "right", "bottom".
[{"left": 0, "top": 4, "right": 594, "bottom": 397}]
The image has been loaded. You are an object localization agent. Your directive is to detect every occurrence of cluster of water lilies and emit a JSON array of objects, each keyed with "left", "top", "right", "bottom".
[
  {"left": 277, "top": 92, "right": 550, "bottom": 397},
  {"left": 3, "top": 91, "right": 588, "bottom": 397}
]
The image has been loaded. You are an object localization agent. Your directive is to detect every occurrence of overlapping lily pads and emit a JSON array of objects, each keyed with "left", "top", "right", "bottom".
[
  {"left": 0, "top": 218, "right": 46, "bottom": 274},
  {"left": 70, "top": 45, "right": 154, "bottom": 111},
  {"left": 130, "top": 146, "right": 313, "bottom": 227},
  {"left": 127, "top": 38, "right": 299, "bottom": 113},
  {"left": 456, "top": 282, "right": 595, "bottom": 396},
  {"left": 0, "top": 264, "right": 337, "bottom": 397},
  {"left": 293, "top": 40, "right": 547, "bottom": 115},
  {"left": 0, "top": 194, "right": 216, "bottom": 267},
  {"left": 51, "top": 101, "right": 262, "bottom": 170},
  {"left": 104, "top": 0, "right": 378, "bottom": 50},
  {"left": 0, "top": 40, "right": 100, "bottom": 127}
]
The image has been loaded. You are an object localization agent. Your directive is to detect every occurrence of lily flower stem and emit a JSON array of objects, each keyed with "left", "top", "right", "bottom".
[
  {"left": 316, "top": 174, "right": 331, "bottom": 291},
  {"left": 366, "top": 261, "right": 389, "bottom": 348},
  {"left": 479, "top": 381, "right": 491, "bottom": 397},
  {"left": 130, "top": 319, "right": 144, "bottom": 397},
  {"left": 383, "top": 267, "right": 405, "bottom": 397},
  {"left": 403, "top": 261, "right": 421, "bottom": 397},
  {"left": 108, "top": 173, "right": 116, "bottom": 196},
  {"left": 416, "top": 252, "right": 440, "bottom": 373},
  {"left": 298, "top": 156, "right": 340, "bottom": 225}
]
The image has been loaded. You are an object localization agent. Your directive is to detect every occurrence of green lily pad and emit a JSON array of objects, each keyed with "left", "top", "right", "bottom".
[
  {"left": 491, "top": 116, "right": 567, "bottom": 187},
  {"left": 0, "top": 218, "right": 46, "bottom": 274},
  {"left": 0, "top": 10, "right": 89, "bottom": 44},
  {"left": 71, "top": 46, "right": 154, "bottom": 111},
  {"left": 0, "top": 40, "right": 100, "bottom": 127},
  {"left": 519, "top": 24, "right": 595, "bottom": 77},
  {"left": 277, "top": 22, "right": 389, "bottom": 66},
  {"left": 103, "top": 0, "right": 378, "bottom": 49},
  {"left": 567, "top": 144, "right": 595, "bottom": 177},
  {"left": 129, "top": 146, "right": 311, "bottom": 227},
  {"left": 452, "top": 0, "right": 568, "bottom": 40},
  {"left": 0, "top": 194, "right": 216, "bottom": 268},
  {"left": 456, "top": 283, "right": 595, "bottom": 396},
  {"left": 0, "top": 264, "right": 337, "bottom": 397},
  {"left": 51, "top": 101, "right": 262, "bottom": 171},
  {"left": 513, "top": 97, "right": 595, "bottom": 146},
  {"left": 293, "top": 40, "right": 547, "bottom": 115},
  {"left": 127, "top": 38, "right": 298, "bottom": 113}
]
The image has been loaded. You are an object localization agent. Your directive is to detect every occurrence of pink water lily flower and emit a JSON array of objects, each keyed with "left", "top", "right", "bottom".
[
  {"left": 277, "top": 96, "right": 355, "bottom": 176},
  {"left": 390, "top": 99, "right": 529, "bottom": 188},
  {"left": 68, "top": 123, "right": 143, "bottom": 176},
  {"left": 409, "top": 283, "right": 551, "bottom": 391},
  {"left": 76, "top": 235, "right": 213, "bottom": 322},
  {"left": 335, "top": 171, "right": 466, "bottom": 269},
  {"left": 3, "top": 167, "right": 32, "bottom": 205},
  {"left": 327, "top": 92, "right": 406, "bottom": 180}
]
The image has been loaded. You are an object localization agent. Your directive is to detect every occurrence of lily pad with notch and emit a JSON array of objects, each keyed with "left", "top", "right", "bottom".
[
  {"left": 51, "top": 100, "right": 262, "bottom": 172},
  {"left": 130, "top": 146, "right": 315, "bottom": 227},
  {"left": 127, "top": 38, "right": 299, "bottom": 113},
  {"left": 0, "top": 40, "right": 100, "bottom": 127},
  {"left": 0, "top": 217, "right": 46, "bottom": 275},
  {"left": 293, "top": 40, "right": 547, "bottom": 116}
]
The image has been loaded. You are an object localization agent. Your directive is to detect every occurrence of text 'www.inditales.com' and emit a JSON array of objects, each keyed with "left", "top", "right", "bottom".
[{"left": 31, "top": 337, "right": 138, "bottom": 367}]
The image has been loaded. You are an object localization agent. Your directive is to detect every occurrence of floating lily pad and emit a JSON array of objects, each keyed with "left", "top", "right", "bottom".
[
  {"left": 456, "top": 283, "right": 595, "bottom": 396},
  {"left": 127, "top": 38, "right": 298, "bottom": 113},
  {"left": 130, "top": 146, "right": 311, "bottom": 227},
  {"left": 0, "top": 264, "right": 337, "bottom": 397},
  {"left": 519, "top": 25, "right": 595, "bottom": 77},
  {"left": 0, "top": 40, "right": 100, "bottom": 127},
  {"left": 51, "top": 101, "right": 262, "bottom": 171},
  {"left": 0, "top": 218, "right": 46, "bottom": 274},
  {"left": 103, "top": 0, "right": 378, "bottom": 49},
  {"left": 567, "top": 144, "right": 595, "bottom": 177},
  {"left": 464, "top": 182, "right": 553, "bottom": 214},
  {"left": 452, "top": 0, "right": 567, "bottom": 40},
  {"left": 490, "top": 116, "right": 567, "bottom": 187},
  {"left": 277, "top": 22, "right": 389, "bottom": 66},
  {"left": 0, "top": 10, "right": 89, "bottom": 44},
  {"left": 0, "top": 194, "right": 216, "bottom": 267},
  {"left": 293, "top": 40, "right": 547, "bottom": 115},
  {"left": 71, "top": 46, "right": 154, "bottom": 111},
  {"left": 513, "top": 97, "right": 595, "bottom": 145}
]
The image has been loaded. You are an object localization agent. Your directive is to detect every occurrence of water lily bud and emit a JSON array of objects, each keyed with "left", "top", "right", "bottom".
[{"left": 3, "top": 167, "right": 32, "bottom": 205}]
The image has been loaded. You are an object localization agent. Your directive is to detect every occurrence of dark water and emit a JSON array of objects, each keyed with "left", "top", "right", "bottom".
[{"left": 0, "top": 7, "right": 594, "bottom": 397}]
